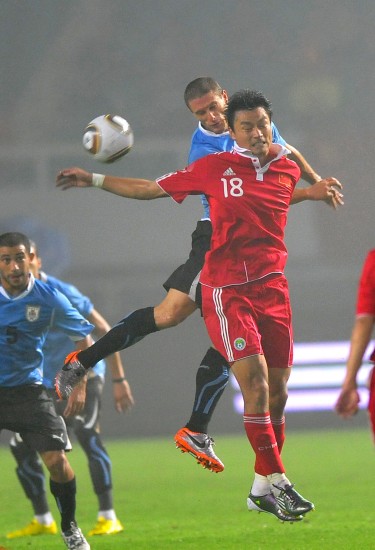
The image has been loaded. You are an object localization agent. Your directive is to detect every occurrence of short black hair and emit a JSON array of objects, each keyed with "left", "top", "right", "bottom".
[
  {"left": 0, "top": 232, "right": 31, "bottom": 253},
  {"left": 184, "top": 77, "right": 223, "bottom": 108},
  {"left": 226, "top": 89, "right": 272, "bottom": 131}
]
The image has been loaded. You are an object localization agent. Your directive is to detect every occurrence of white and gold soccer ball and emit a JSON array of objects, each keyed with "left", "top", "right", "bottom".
[{"left": 82, "top": 114, "right": 134, "bottom": 163}]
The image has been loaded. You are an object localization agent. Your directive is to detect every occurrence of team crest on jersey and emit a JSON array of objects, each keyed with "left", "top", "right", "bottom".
[
  {"left": 279, "top": 173, "right": 293, "bottom": 188},
  {"left": 26, "top": 305, "right": 40, "bottom": 322},
  {"left": 234, "top": 337, "right": 246, "bottom": 351}
]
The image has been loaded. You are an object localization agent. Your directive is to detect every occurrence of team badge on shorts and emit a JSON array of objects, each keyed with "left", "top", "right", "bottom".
[
  {"left": 26, "top": 305, "right": 41, "bottom": 322},
  {"left": 234, "top": 337, "right": 246, "bottom": 350}
]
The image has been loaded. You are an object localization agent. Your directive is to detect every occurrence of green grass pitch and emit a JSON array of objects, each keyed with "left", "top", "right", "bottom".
[{"left": 0, "top": 429, "right": 373, "bottom": 549}]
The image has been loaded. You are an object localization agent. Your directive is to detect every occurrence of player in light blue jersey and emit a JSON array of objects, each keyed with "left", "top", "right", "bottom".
[
  {"left": 56, "top": 78, "right": 343, "bottom": 474},
  {"left": 0, "top": 232, "right": 93, "bottom": 550},
  {"left": 6, "top": 241, "right": 134, "bottom": 540}
]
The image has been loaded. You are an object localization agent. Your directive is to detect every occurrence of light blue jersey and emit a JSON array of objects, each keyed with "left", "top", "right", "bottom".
[
  {"left": 0, "top": 275, "right": 94, "bottom": 387},
  {"left": 188, "top": 121, "right": 287, "bottom": 219},
  {"left": 39, "top": 273, "right": 106, "bottom": 388}
]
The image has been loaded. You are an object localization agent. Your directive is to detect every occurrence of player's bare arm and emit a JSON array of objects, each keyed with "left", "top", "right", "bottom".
[
  {"left": 291, "top": 177, "right": 344, "bottom": 208},
  {"left": 335, "top": 315, "right": 374, "bottom": 417},
  {"left": 286, "top": 143, "right": 344, "bottom": 209},
  {"left": 286, "top": 143, "right": 321, "bottom": 184},
  {"left": 57, "top": 167, "right": 167, "bottom": 200}
]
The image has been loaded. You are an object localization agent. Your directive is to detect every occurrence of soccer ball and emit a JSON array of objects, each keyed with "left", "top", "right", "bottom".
[{"left": 82, "top": 114, "right": 134, "bottom": 163}]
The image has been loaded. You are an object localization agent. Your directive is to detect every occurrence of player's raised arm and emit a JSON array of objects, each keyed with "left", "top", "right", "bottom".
[
  {"left": 291, "top": 177, "right": 344, "bottom": 208},
  {"left": 56, "top": 167, "right": 167, "bottom": 200}
]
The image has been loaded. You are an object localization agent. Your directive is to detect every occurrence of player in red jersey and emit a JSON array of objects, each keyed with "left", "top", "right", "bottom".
[
  {"left": 55, "top": 89, "right": 343, "bottom": 521},
  {"left": 335, "top": 249, "right": 375, "bottom": 441}
]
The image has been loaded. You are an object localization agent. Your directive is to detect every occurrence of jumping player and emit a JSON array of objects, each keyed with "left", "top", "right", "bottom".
[
  {"left": 54, "top": 89, "right": 342, "bottom": 521},
  {"left": 53, "top": 78, "right": 343, "bottom": 474}
]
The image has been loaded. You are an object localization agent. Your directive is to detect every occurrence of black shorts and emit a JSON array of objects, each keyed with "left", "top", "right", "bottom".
[
  {"left": 163, "top": 220, "right": 212, "bottom": 306},
  {"left": 0, "top": 385, "right": 69, "bottom": 452}
]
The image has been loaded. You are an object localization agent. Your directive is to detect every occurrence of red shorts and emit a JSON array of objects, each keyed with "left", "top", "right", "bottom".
[{"left": 201, "top": 275, "right": 293, "bottom": 368}]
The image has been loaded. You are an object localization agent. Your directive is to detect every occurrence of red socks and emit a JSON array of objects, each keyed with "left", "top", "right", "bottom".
[{"left": 243, "top": 413, "right": 285, "bottom": 475}]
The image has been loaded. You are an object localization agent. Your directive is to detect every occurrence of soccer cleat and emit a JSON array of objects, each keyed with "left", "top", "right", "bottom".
[
  {"left": 6, "top": 518, "right": 58, "bottom": 539},
  {"left": 174, "top": 427, "right": 224, "bottom": 473},
  {"left": 88, "top": 517, "right": 124, "bottom": 536},
  {"left": 247, "top": 492, "right": 303, "bottom": 523},
  {"left": 273, "top": 484, "right": 315, "bottom": 516},
  {"left": 55, "top": 351, "right": 87, "bottom": 399},
  {"left": 62, "top": 522, "right": 90, "bottom": 549}
]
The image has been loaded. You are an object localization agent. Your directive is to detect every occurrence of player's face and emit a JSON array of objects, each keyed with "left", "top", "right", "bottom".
[
  {"left": 188, "top": 90, "right": 229, "bottom": 134},
  {"left": 0, "top": 244, "right": 33, "bottom": 296},
  {"left": 229, "top": 107, "right": 272, "bottom": 159}
]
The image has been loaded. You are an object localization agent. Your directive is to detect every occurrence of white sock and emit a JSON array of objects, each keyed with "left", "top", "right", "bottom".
[
  {"left": 35, "top": 512, "right": 54, "bottom": 526},
  {"left": 98, "top": 509, "right": 116, "bottom": 521},
  {"left": 267, "top": 473, "right": 291, "bottom": 495},
  {"left": 251, "top": 473, "right": 271, "bottom": 496}
]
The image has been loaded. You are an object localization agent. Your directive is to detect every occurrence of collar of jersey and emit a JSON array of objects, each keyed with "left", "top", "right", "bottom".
[
  {"left": 0, "top": 272, "right": 35, "bottom": 300},
  {"left": 198, "top": 121, "right": 230, "bottom": 138},
  {"left": 233, "top": 141, "right": 290, "bottom": 160}
]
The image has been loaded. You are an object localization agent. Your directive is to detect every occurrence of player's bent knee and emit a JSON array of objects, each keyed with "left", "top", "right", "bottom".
[
  {"left": 154, "top": 299, "right": 197, "bottom": 328},
  {"left": 40, "top": 450, "right": 73, "bottom": 481}
]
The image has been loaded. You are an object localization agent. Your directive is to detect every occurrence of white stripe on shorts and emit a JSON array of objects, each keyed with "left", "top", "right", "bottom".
[{"left": 213, "top": 288, "right": 234, "bottom": 362}]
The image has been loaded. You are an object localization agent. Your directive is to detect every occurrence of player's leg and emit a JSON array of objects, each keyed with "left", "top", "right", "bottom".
[
  {"left": 73, "top": 376, "right": 123, "bottom": 536},
  {"left": 19, "top": 386, "right": 90, "bottom": 549},
  {"left": 6, "top": 433, "right": 57, "bottom": 539},
  {"left": 202, "top": 283, "right": 312, "bottom": 521},
  {"left": 229, "top": 355, "right": 301, "bottom": 521},
  {"left": 174, "top": 346, "right": 229, "bottom": 472},
  {"left": 244, "top": 277, "right": 314, "bottom": 518},
  {"left": 268, "top": 368, "right": 290, "bottom": 453},
  {"left": 66, "top": 217, "right": 211, "bottom": 370},
  {"left": 162, "top": 221, "right": 229, "bottom": 470},
  {"left": 61, "top": 289, "right": 197, "bottom": 373},
  {"left": 259, "top": 275, "right": 294, "bottom": 456}
]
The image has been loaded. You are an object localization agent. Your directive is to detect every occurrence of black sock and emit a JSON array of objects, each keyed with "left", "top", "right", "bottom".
[
  {"left": 50, "top": 477, "right": 76, "bottom": 533},
  {"left": 185, "top": 347, "right": 229, "bottom": 433},
  {"left": 78, "top": 307, "right": 158, "bottom": 368}
]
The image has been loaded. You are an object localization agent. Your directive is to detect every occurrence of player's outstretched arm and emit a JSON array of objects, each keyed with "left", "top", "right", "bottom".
[
  {"left": 335, "top": 316, "right": 374, "bottom": 417},
  {"left": 291, "top": 177, "right": 344, "bottom": 208},
  {"left": 56, "top": 167, "right": 167, "bottom": 200}
]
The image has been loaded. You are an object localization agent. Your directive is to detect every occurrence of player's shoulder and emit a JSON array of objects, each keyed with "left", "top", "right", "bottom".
[
  {"left": 278, "top": 152, "right": 300, "bottom": 176},
  {"left": 196, "top": 149, "right": 231, "bottom": 167},
  {"left": 43, "top": 272, "right": 84, "bottom": 300},
  {"left": 33, "top": 277, "right": 70, "bottom": 305}
]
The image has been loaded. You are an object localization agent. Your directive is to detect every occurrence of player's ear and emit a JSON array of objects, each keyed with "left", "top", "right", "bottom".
[{"left": 222, "top": 89, "right": 229, "bottom": 102}]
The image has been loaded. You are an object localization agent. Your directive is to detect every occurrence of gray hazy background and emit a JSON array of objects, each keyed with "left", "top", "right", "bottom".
[{"left": 1, "top": 0, "right": 373, "bottom": 439}]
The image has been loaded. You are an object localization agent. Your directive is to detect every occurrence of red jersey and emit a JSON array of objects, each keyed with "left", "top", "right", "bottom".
[
  {"left": 356, "top": 249, "right": 375, "bottom": 316},
  {"left": 157, "top": 145, "right": 300, "bottom": 288}
]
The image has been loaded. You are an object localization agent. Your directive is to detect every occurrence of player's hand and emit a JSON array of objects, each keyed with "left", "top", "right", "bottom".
[
  {"left": 63, "top": 379, "right": 87, "bottom": 417},
  {"left": 334, "top": 387, "right": 360, "bottom": 417},
  {"left": 56, "top": 167, "right": 93, "bottom": 190},
  {"left": 308, "top": 177, "right": 344, "bottom": 209},
  {"left": 112, "top": 379, "right": 135, "bottom": 413}
]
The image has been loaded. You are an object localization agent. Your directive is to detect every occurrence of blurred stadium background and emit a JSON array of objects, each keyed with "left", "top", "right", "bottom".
[{"left": 1, "top": 0, "right": 374, "bottom": 439}]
